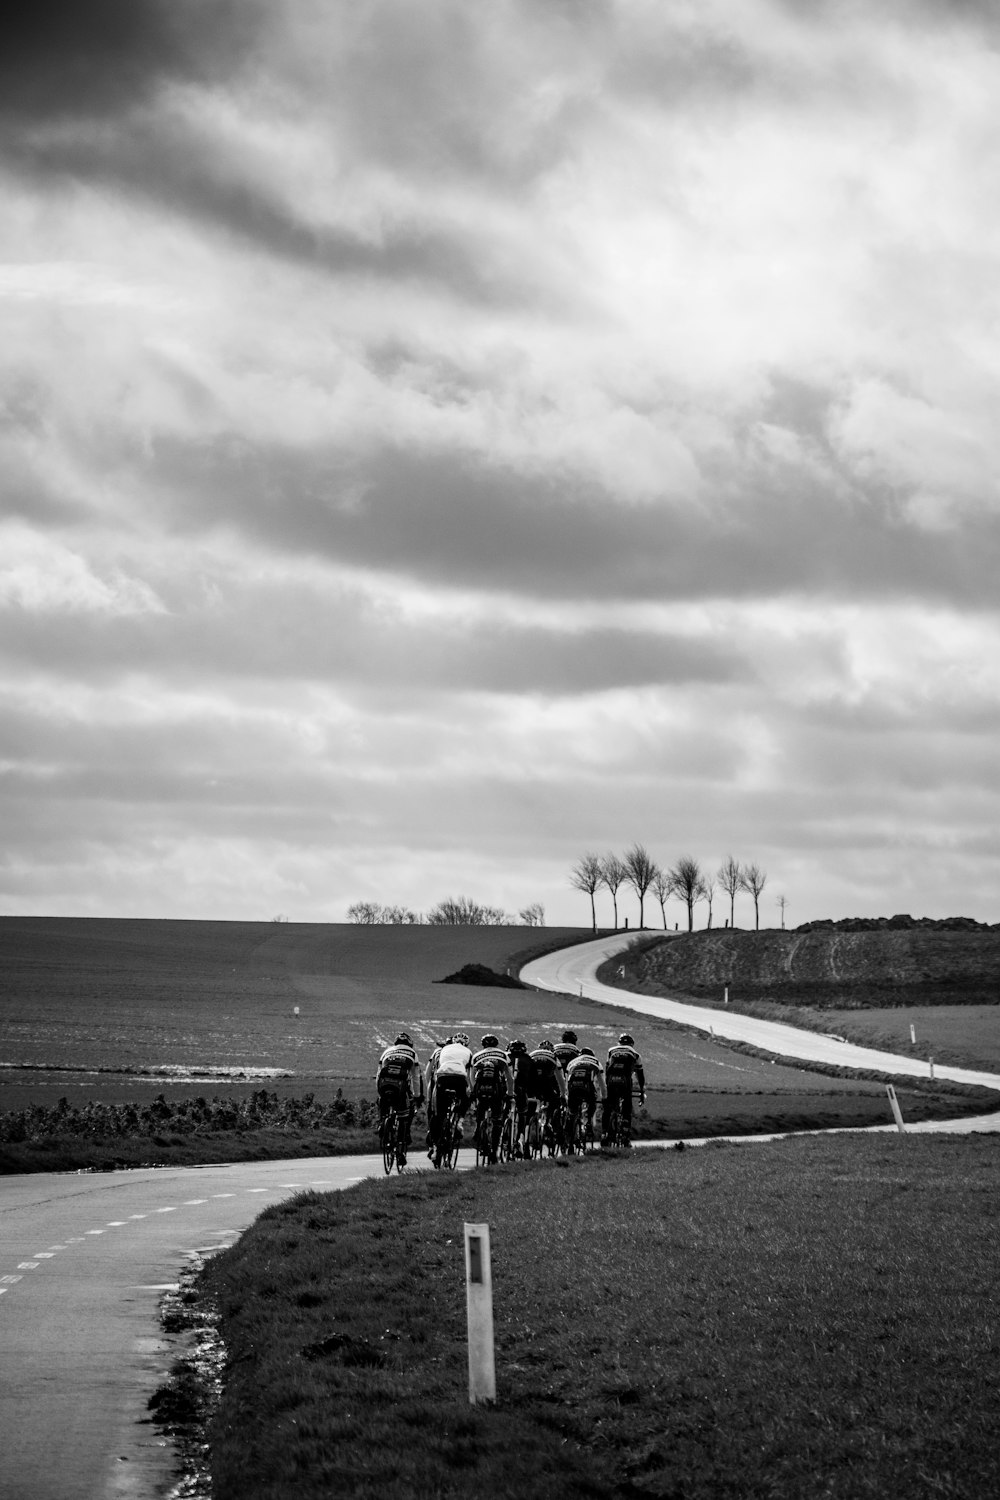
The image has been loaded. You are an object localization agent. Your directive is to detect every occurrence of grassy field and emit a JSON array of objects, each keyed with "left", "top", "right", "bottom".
[
  {"left": 191, "top": 1134, "right": 1000, "bottom": 1499},
  {"left": 8, "top": 917, "right": 981, "bottom": 1174},
  {"left": 628, "top": 925, "right": 1000, "bottom": 1015}
]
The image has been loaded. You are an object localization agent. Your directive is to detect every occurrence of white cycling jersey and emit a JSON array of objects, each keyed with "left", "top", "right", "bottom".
[{"left": 436, "top": 1041, "right": 473, "bottom": 1077}]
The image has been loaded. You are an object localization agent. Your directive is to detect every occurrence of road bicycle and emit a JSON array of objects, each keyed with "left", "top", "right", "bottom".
[
  {"left": 434, "top": 1097, "right": 463, "bottom": 1170},
  {"left": 522, "top": 1100, "right": 545, "bottom": 1159},
  {"left": 602, "top": 1093, "right": 634, "bottom": 1149},
  {"left": 497, "top": 1099, "right": 519, "bottom": 1163},
  {"left": 379, "top": 1108, "right": 406, "bottom": 1174},
  {"left": 474, "top": 1099, "right": 501, "bottom": 1167},
  {"left": 568, "top": 1100, "right": 598, "bottom": 1155}
]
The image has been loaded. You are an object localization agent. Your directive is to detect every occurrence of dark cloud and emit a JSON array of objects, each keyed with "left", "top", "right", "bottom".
[
  {"left": 0, "top": 576, "right": 749, "bottom": 698},
  {"left": 0, "top": 0, "right": 259, "bottom": 121},
  {"left": 142, "top": 435, "right": 1000, "bottom": 611}
]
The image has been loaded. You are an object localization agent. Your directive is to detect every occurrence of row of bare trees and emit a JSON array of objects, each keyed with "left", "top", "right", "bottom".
[
  {"left": 347, "top": 898, "right": 546, "bottom": 927},
  {"left": 570, "top": 847, "right": 770, "bottom": 933}
]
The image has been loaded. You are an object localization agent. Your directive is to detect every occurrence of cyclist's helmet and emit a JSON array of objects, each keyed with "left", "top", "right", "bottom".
[
  {"left": 481, "top": 1033, "right": 499, "bottom": 1048},
  {"left": 619, "top": 1033, "right": 635, "bottom": 1046},
  {"left": 454, "top": 1032, "right": 470, "bottom": 1046},
  {"left": 581, "top": 1046, "right": 595, "bottom": 1057},
  {"left": 561, "top": 1029, "right": 578, "bottom": 1044},
  {"left": 538, "top": 1039, "right": 555, "bottom": 1053},
  {"left": 508, "top": 1038, "right": 527, "bottom": 1055},
  {"left": 395, "top": 1032, "right": 412, "bottom": 1046}
]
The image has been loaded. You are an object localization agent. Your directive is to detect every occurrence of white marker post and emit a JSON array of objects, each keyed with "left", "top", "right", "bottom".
[
  {"left": 909, "top": 1024, "right": 916, "bottom": 1045},
  {"left": 464, "top": 1222, "right": 496, "bottom": 1405},
  {"left": 723, "top": 986, "right": 729, "bottom": 1005},
  {"left": 886, "top": 1085, "right": 906, "bottom": 1134},
  {"left": 929, "top": 1056, "right": 934, "bottom": 1079}
]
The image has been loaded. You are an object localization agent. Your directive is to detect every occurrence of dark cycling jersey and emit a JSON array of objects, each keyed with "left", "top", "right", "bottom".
[
  {"left": 566, "top": 1053, "right": 605, "bottom": 1103},
  {"left": 377, "top": 1044, "right": 421, "bottom": 1100},
  {"left": 471, "top": 1046, "right": 512, "bottom": 1098},
  {"left": 605, "top": 1043, "right": 644, "bottom": 1096},
  {"left": 553, "top": 1040, "right": 580, "bottom": 1072},
  {"left": 527, "top": 1049, "right": 566, "bottom": 1104}
]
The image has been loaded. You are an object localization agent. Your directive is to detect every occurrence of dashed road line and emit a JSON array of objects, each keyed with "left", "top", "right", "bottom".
[
  {"left": 155, "top": 1206, "right": 177, "bottom": 1214},
  {"left": 85, "top": 1230, "right": 104, "bottom": 1236},
  {"left": 18, "top": 1262, "right": 39, "bottom": 1270},
  {"left": 32, "top": 1253, "right": 55, "bottom": 1259}
]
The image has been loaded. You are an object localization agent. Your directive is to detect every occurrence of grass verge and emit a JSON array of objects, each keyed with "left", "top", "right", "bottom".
[{"left": 198, "top": 1135, "right": 1000, "bottom": 1499}]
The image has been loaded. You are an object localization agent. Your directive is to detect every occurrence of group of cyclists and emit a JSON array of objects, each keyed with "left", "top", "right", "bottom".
[{"left": 375, "top": 1026, "right": 646, "bottom": 1168}]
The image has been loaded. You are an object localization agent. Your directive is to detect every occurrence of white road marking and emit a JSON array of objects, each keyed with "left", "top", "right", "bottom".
[
  {"left": 212, "top": 1193, "right": 236, "bottom": 1198},
  {"left": 247, "top": 1188, "right": 267, "bottom": 1193},
  {"left": 32, "top": 1253, "right": 55, "bottom": 1259},
  {"left": 106, "top": 1220, "right": 127, "bottom": 1226},
  {"left": 133, "top": 1284, "right": 179, "bottom": 1291},
  {"left": 128, "top": 1214, "right": 147, "bottom": 1220},
  {"left": 155, "top": 1207, "right": 177, "bottom": 1214},
  {"left": 66, "top": 1236, "right": 85, "bottom": 1243},
  {"left": 183, "top": 1199, "right": 207, "bottom": 1205},
  {"left": 85, "top": 1230, "right": 104, "bottom": 1236},
  {"left": 1, "top": 1275, "right": 23, "bottom": 1284},
  {"left": 47, "top": 1246, "right": 67, "bottom": 1252},
  {"left": 18, "top": 1262, "right": 39, "bottom": 1269}
]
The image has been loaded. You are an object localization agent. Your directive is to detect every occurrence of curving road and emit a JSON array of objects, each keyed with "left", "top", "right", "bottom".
[
  {"left": 521, "top": 931, "right": 1000, "bottom": 1126},
  {"left": 0, "top": 1154, "right": 391, "bottom": 1500}
]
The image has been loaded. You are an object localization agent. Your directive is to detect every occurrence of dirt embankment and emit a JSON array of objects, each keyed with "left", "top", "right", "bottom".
[{"left": 633, "top": 917, "right": 1000, "bottom": 1009}]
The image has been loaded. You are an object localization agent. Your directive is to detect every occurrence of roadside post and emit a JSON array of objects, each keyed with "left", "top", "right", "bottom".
[
  {"left": 464, "top": 1223, "right": 496, "bottom": 1405},
  {"left": 929, "top": 1057, "right": 935, "bottom": 1079},
  {"left": 886, "top": 1085, "right": 906, "bottom": 1134},
  {"left": 910, "top": 1024, "right": 916, "bottom": 1044}
]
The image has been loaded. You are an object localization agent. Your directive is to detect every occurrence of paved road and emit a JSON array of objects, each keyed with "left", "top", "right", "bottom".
[
  {"left": 0, "top": 1154, "right": 390, "bottom": 1500},
  {"left": 521, "top": 931, "right": 1000, "bottom": 1124}
]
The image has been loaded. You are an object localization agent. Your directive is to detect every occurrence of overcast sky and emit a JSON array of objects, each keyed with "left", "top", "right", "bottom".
[{"left": 3, "top": 0, "right": 999, "bottom": 929}]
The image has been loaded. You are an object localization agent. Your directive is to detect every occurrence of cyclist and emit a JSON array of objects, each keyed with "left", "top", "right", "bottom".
[
  {"left": 553, "top": 1028, "right": 581, "bottom": 1073},
  {"left": 566, "top": 1045, "right": 606, "bottom": 1143},
  {"left": 507, "top": 1037, "right": 532, "bottom": 1155},
  {"left": 526, "top": 1039, "right": 568, "bottom": 1151},
  {"left": 603, "top": 1032, "right": 646, "bottom": 1146},
  {"left": 376, "top": 1032, "right": 423, "bottom": 1165},
  {"left": 432, "top": 1031, "right": 473, "bottom": 1147},
  {"left": 423, "top": 1035, "right": 451, "bottom": 1158},
  {"left": 470, "top": 1034, "right": 514, "bottom": 1161}
]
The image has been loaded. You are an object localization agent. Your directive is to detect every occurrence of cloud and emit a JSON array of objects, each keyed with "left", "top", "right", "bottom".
[{"left": 3, "top": 1, "right": 1000, "bottom": 924}]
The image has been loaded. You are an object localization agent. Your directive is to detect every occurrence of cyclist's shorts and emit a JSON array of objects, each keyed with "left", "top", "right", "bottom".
[
  {"left": 377, "top": 1080, "right": 408, "bottom": 1111},
  {"left": 436, "top": 1074, "right": 468, "bottom": 1108},
  {"left": 568, "top": 1081, "right": 597, "bottom": 1109}
]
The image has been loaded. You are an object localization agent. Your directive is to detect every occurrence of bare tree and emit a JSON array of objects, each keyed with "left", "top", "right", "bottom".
[
  {"left": 427, "top": 896, "right": 511, "bottom": 925},
  {"left": 347, "top": 901, "right": 382, "bottom": 924},
  {"left": 699, "top": 876, "right": 716, "bottom": 929},
  {"left": 776, "top": 894, "right": 789, "bottom": 930},
  {"left": 519, "top": 902, "right": 545, "bottom": 927},
  {"left": 717, "top": 855, "right": 743, "bottom": 929},
  {"left": 623, "top": 843, "right": 658, "bottom": 928},
  {"left": 668, "top": 855, "right": 703, "bottom": 932},
  {"left": 651, "top": 865, "right": 674, "bottom": 928},
  {"left": 740, "top": 862, "right": 768, "bottom": 930},
  {"left": 570, "top": 853, "right": 603, "bottom": 933},
  {"left": 600, "top": 852, "right": 627, "bottom": 929}
]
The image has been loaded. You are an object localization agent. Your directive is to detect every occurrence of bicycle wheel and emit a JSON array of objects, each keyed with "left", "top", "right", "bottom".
[
  {"left": 498, "top": 1106, "right": 516, "bottom": 1163},
  {"left": 442, "top": 1104, "right": 462, "bottom": 1170},
  {"left": 475, "top": 1105, "right": 493, "bottom": 1167},
  {"left": 524, "top": 1109, "right": 542, "bottom": 1160},
  {"left": 570, "top": 1108, "right": 585, "bottom": 1156},
  {"left": 381, "top": 1112, "right": 397, "bottom": 1174}
]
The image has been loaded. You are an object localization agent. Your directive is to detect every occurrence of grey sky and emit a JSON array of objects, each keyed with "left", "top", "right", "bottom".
[{"left": 2, "top": 0, "right": 999, "bottom": 925}]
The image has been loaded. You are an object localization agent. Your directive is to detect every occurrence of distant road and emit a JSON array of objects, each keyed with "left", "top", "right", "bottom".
[
  {"left": 0, "top": 1155, "right": 389, "bottom": 1500},
  {"left": 521, "top": 932, "right": 1000, "bottom": 1108}
]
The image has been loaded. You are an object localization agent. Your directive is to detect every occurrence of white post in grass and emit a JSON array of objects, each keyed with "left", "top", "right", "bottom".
[
  {"left": 910, "top": 1024, "right": 916, "bottom": 1044},
  {"left": 886, "top": 1085, "right": 906, "bottom": 1134},
  {"left": 464, "top": 1223, "right": 496, "bottom": 1405},
  {"left": 929, "top": 1056, "right": 934, "bottom": 1079},
  {"left": 723, "top": 986, "right": 729, "bottom": 1005}
]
